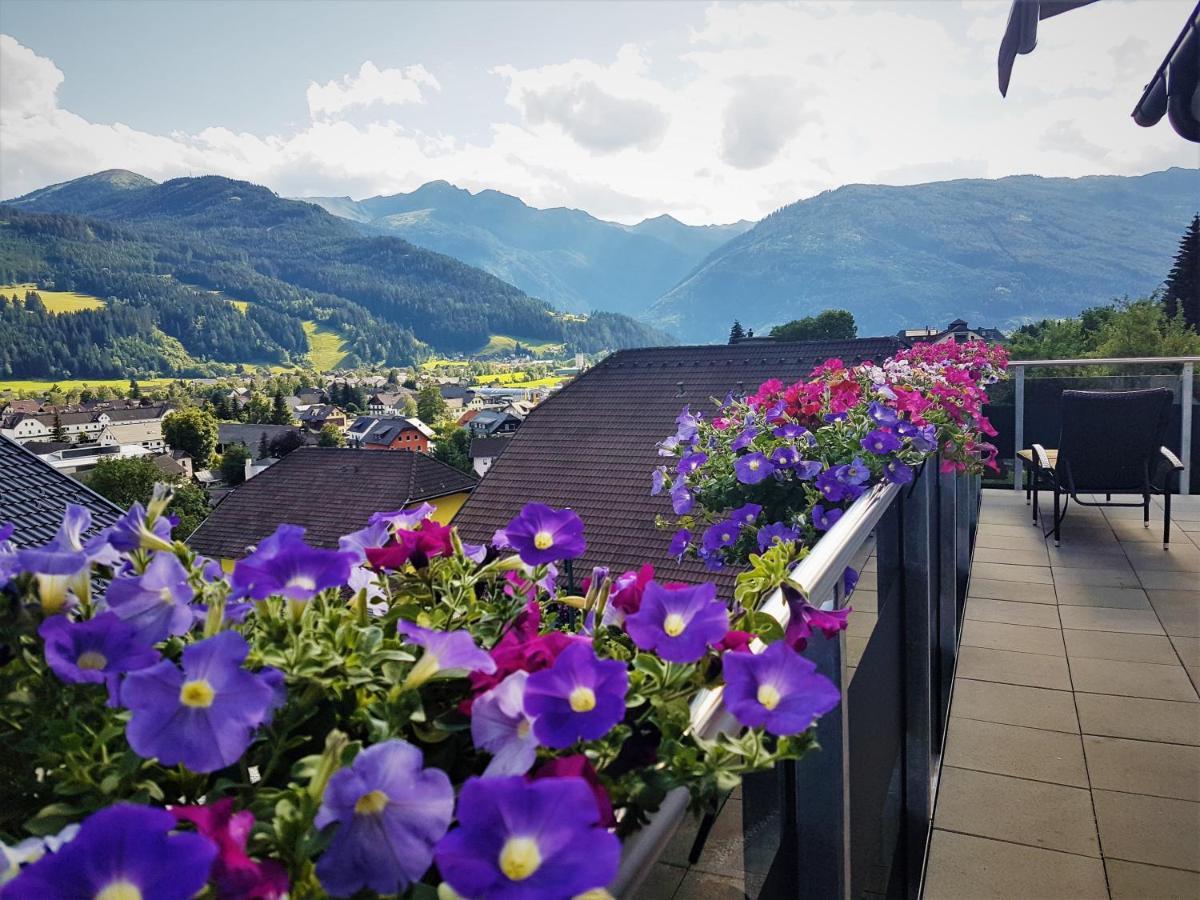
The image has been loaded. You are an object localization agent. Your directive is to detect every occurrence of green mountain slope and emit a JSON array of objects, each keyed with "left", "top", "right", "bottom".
[
  {"left": 305, "top": 181, "right": 753, "bottom": 316},
  {"left": 646, "top": 168, "right": 1200, "bottom": 342},
  {"left": 0, "top": 173, "right": 669, "bottom": 378}
]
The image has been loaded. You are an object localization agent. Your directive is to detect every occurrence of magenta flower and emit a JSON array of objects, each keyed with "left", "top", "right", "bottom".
[
  {"left": 171, "top": 798, "right": 289, "bottom": 899},
  {"left": 502, "top": 503, "right": 586, "bottom": 566},
  {"left": 5, "top": 804, "right": 216, "bottom": 900},
  {"left": 784, "top": 591, "right": 852, "bottom": 651},
  {"left": 434, "top": 776, "right": 620, "bottom": 900},
  {"left": 531, "top": 755, "right": 617, "bottom": 827},
  {"left": 230, "top": 525, "right": 356, "bottom": 602},
  {"left": 105, "top": 551, "right": 196, "bottom": 644},
  {"left": 121, "top": 631, "right": 284, "bottom": 773},
  {"left": 314, "top": 739, "right": 454, "bottom": 897},
  {"left": 398, "top": 621, "right": 497, "bottom": 688},
  {"left": 734, "top": 452, "right": 776, "bottom": 485},
  {"left": 625, "top": 582, "right": 730, "bottom": 663},
  {"left": 523, "top": 642, "right": 627, "bottom": 748},
  {"left": 723, "top": 641, "right": 840, "bottom": 735},
  {"left": 39, "top": 612, "right": 160, "bottom": 705},
  {"left": 471, "top": 670, "right": 539, "bottom": 776}
]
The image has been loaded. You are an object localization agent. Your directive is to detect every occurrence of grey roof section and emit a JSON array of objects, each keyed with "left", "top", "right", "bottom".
[
  {"left": 0, "top": 434, "right": 122, "bottom": 549},
  {"left": 469, "top": 436, "right": 512, "bottom": 459}
]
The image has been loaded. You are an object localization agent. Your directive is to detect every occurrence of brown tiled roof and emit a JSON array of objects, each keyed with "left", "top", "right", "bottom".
[
  {"left": 187, "top": 448, "right": 478, "bottom": 559},
  {"left": 454, "top": 338, "right": 904, "bottom": 591}
]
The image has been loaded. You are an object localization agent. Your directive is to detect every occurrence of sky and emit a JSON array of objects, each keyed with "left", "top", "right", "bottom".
[{"left": 0, "top": 0, "right": 1196, "bottom": 224}]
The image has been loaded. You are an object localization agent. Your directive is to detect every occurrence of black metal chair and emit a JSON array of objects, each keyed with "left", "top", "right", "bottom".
[{"left": 1028, "top": 388, "right": 1185, "bottom": 547}]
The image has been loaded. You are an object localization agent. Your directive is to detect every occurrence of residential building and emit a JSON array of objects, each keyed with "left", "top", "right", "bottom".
[
  {"left": 898, "top": 319, "right": 1006, "bottom": 344},
  {"left": 469, "top": 436, "right": 510, "bottom": 478},
  {"left": 105, "top": 420, "right": 166, "bottom": 453},
  {"left": 466, "top": 409, "right": 523, "bottom": 439},
  {"left": 361, "top": 417, "right": 434, "bottom": 452},
  {"left": 296, "top": 404, "right": 347, "bottom": 433},
  {"left": 0, "top": 434, "right": 122, "bottom": 550},
  {"left": 454, "top": 338, "right": 903, "bottom": 589},
  {"left": 366, "top": 390, "right": 414, "bottom": 417},
  {"left": 23, "top": 438, "right": 152, "bottom": 476},
  {"left": 187, "top": 448, "right": 477, "bottom": 560},
  {"left": 0, "top": 403, "right": 172, "bottom": 446},
  {"left": 216, "top": 424, "right": 311, "bottom": 458},
  {"left": 439, "top": 384, "right": 472, "bottom": 411}
]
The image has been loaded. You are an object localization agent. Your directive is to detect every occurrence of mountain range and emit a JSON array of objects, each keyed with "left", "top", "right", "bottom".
[
  {"left": 648, "top": 168, "right": 1199, "bottom": 342},
  {"left": 305, "top": 182, "right": 752, "bottom": 317},
  {"left": 0, "top": 171, "right": 669, "bottom": 379}
]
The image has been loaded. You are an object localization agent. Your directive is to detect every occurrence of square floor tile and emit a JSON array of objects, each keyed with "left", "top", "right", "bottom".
[
  {"left": 1105, "top": 860, "right": 1200, "bottom": 900},
  {"left": 1171, "top": 635, "right": 1200, "bottom": 666},
  {"left": 1147, "top": 590, "right": 1200, "bottom": 638},
  {"left": 965, "top": 597, "right": 1061, "bottom": 628},
  {"left": 973, "top": 562, "right": 1054, "bottom": 584},
  {"left": 923, "top": 831, "right": 1107, "bottom": 900},
  {"left": 1140, "top": 571, "right": 1200, "bottom": 591},
  {"left": 631, "top": 863, "right": 687, "bottom": 900},
  {"left": 1053, "top": 585, "right": 1151, "bottom": 609},
  {"left": 943, "top": 718, "right": 1088, "bottom": 787},
  {"left": 1057, "top": 606, "right": 1165, "bottom": 635},
  {"left": 956, "top": 646, "right": 1072, "bottom": 690},
  {"left": 1069, "top": 657, "right": 1199, "bottom": 701},
  {"left": 933, "top": 767, "right": 1099, "bottom": 856},
  {"left": 974, "top": 546, "right": 1051, "bottom": 567},
  {"left": 1052, "top": 567, "right": 1142, "bottom": 588},
  {"left": 1075, "top": 694, "right": 1200, "bottom": 745},
  {"left": 968, "top": 578, "right": 1058, "bottom": 604},
  {"left": 1062, "top": 629, "right": 1179, "bottom": 664},
  {"left": 951, "top": 680, "right": 1078, "bottom": 733},
  {"left": 961, "top": 620, "right": 1065, "bottom": 656},
  {"left": 1092, "top": 790, "right": 1200, "bottom": 871},
  {"left": 1083, "top": 735, "right": 1200, "bottom": 801}
]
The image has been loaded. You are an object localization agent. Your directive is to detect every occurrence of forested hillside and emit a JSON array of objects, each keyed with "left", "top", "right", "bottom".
[{"left": 0, "top": 172, "right": 669, "bottom": 378}]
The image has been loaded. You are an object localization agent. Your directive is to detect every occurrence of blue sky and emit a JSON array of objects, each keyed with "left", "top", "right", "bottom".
[{"left": 1, "top": 0, "right": 1195, "bottom": 223}]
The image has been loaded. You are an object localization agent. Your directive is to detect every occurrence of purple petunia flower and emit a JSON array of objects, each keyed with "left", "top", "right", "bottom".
[
  {"left": 734, "top": 452, "right": 776, "bottom": 485},
  {"left": 368, "top": 503, "right": 435, "bottom": 530},
  {"left": 523, "top": 642, "right": 627, "bottom": 748},
  {"left": 656, "top": 434, "right": 680, "bottom": 456},
  {"left": 398, "top": 621, "right": 497, "bottom": 688},
  {"left": 723, "top": 640, "right": 841, "bottom": 736},
  {"left": 471, "top": 671, "right": 538, "bottom": 776},
  {"left": 770, "top": 445, "right": 801, "bottom": 468},
  {"left": 106, "top": 504, "right": 174, "bottom": 554},
  {"left": 104, "top": 552, "right": 196, "bottom": 644},
  {"left": 625, "top": 582, "right": 729, "bottom": 663},
  {"left": 501, "top": 503, "right": 586, "bottom": 566},
  {"left": 230, "top": 525, "right": 356, "bottom": 602},
  {"left": 764, "top": 399, "right": 787, "bottom": 423},
  {"left": 314, "top": 739, "right": 454, "bottom": 897},
  {"left": 867, "top": 401, "right": 900, "bottom": 427},
  {"left": 785, "top": 590, "right": 852, "bottom": 651},
  {"left": 650, "top": 466, "right": 667, "bottom": 496},
  {"left": 772, "top": 423, "right": 808, "bottom": 440},
  {"left": 701, "top": 520, "right": 739, "bottom": 555},
  {"left": 731, "top": 503, "right": 762, "bottom": 527},
  {"left": 434, "top": 776, "right": 620, "bottom": 900},
  {"left": 730, "top": 426, "right": 759, "bottom": 452},
  {"left": 815, "top": 468, "right": 850, "bottom": 503},
  {"left": 39, "top": 612, "right": 160, "bottom": 705},
  {"left": 812, "top": 504, "right": 844, "bottom": 532},
  {"left": 338, "top": 520, "right": 392, "bottom": 564},
  {"left": 757, "top": 522, "right": 801, "bottom": 551},
  {"left": 675, "top": 405, "right": 700, "bottom": 443},
  {"left": 841, "top": 458, "right": 871, "bottom": 485},
  {"left": 670, "top": 483, "right": 694, "bottom": 515},
  {"left": 884, "top": 458, "right": 914, "bottom": 484},
  {"left": 4, "top": 804, "right": 217, "bottom": 900},
  {"left": 676, "top": 451, "right": 708, "bottom": 476},
  {"left": 898, "top": 420, "right": 938, "bottom": 452},
  {"left": 121, "top": 631, "right": 284, "bottom": 773},
  {"left": 15, "top": 504, "right": 98, "bottom": 613},
  {"left": 793, "top": 459, "right": 823, "bottom": 480},
  {"left": 668, "top": 528, "right": 691, "bottom": 559},
  {"left": 842, "top": 566, "right": 860, "bottom": 598},
  {"left": 862, "top": 428, "right": 902, "bottom": 455}
]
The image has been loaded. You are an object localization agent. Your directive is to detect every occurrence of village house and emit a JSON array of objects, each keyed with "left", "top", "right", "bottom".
[
  {"left": 187, "top": 448, "right": 477, "bottom": 562},
  {"left": 468, "top": 435, "right": 510, "bottom": 478},
  {"left": 466, "top": 409, "right": 523, "bottom": 439},
  {"left": 216, "top": 423, "right": 312, "bottom": 458},
  {"left": 366, "top": 390, "right": 414, "bottom": 417},
  {"left": 898, "top": 318, "right": 1006, "bottom": 344},
  {"left": 295, "top": 404, "right": 347, "bottom": 433},
  {"left": 360, "top": 417, "right": 435, "bottom": 452}
]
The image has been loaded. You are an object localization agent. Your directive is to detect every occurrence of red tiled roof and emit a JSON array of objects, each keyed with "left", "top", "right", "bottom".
[{"left": 453, "top": 338, "right": 903, "bottom": 592}]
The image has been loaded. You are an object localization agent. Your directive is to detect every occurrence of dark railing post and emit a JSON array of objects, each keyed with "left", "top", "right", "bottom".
[
  {"left": 956, "top": 474, "right": 971, "bottom": 609},
  {"left": 900, "top": 463, "right": 935, "bottom": 900},
  {"left": 935, "top": 464, "right": 958, "bottom": 753}
]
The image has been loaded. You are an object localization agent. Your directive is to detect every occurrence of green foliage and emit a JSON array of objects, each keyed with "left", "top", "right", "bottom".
[
  {"left": 219, "top": 443, "right": 252, "bottom": 485},
  {"left": 416, "top": 383, "right": 448, "bottom": 424},
  {"left": 84, "top": 457, "right": 209, "bottom": 537},
  {"left": 317, "top": 424, "right": 345, "bottom": 448},
  {"left": 271, "top": 390, "right": 293, "bottom": 425},
  {"left": 728, "top": 320, "right": 745, "bottom": 344},
  {"left": 1163, "top": 214, "right": 1199, "bottom": 329},
  {"left": 769, "top": 309, "right": 857, "bottom": 343},
  {"left": 163, "top": 408, "right": 219, "bottom": 467},
  {"left": 431, "top": 423, "right": 472, "bottom": 473}
]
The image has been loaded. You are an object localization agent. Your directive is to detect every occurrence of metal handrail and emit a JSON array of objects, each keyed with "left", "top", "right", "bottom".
[
  {"left": 610, "top": 480, "right": 901, "bottom": 896},
  {"left": 1008, "top": 356, "right": 1195, "bottom": 495}
]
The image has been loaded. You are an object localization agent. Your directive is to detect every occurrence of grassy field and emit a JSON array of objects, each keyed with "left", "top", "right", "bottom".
[
  {"left": 477, "top": 334, "right": 566, "bottom": 356},
  {"left": 0, "top": 377, "right": 177, "bottom": 394},
  {"left": 303, "top": 321, "right": 349, "bottom": 370},
  {"left": 473, "top": 372, "right": 567, "bottom": 388},
  {"left": 420, "top": 358, "right": 471, "bottom": 370},
  {"left": 1, "top": 283, "right": 105, "bottom": 314}
]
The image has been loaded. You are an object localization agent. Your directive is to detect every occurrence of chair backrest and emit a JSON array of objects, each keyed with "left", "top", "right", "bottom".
[{"left": 1056, "top": 388, "right": 1172, "bottom": 493}]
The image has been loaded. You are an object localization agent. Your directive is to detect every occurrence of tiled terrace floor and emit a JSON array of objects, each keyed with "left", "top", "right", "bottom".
[{"left": 924, "top": 489, "right": 1200, "bottom": 900}]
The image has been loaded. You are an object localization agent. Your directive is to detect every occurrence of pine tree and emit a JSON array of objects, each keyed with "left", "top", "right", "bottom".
[
  {"left": 128, "top": 378, "right": 141, "bottom": 399},
  {"left": 1163, "top": 214, "right": 1199, "bottom": 329},
  {"left": 271, "top": 390, "right": 292, "bottom": 425},
  {"left": 728, "top": 320, "right": 746, "bottom": 344},
  {"left": 51, "top": 411, "right": 67, "bottom": 442},
  {"left": 257, "top": 432, "right": 270, "bottom": 459}
]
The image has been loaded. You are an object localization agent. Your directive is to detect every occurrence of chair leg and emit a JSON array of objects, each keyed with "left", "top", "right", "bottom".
[
  {"left": 1032, "top": 468, "right": 1040, "bottom": 525},
  {"left": 1025, "top": 464, "right": 1032, "bottom": 505},
  {"left": 1144, "top": 493, "right": 1151, "bottom": 528},
  {"left": 1164, "top": 490, "right": 1172, "bottom": 550},
  {"left": 1106, "top": 493, "right": 1112, "bottom": 502},
  {"left": 1053, "top": 486, "right": 1062, "bottom": 546}
]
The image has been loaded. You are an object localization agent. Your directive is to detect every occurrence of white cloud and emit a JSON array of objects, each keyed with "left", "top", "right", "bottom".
[
  {"left": 306, "top": 61, "right": 440, "bottom": 119},
  {"left": 0, "top": 1, "right": 1195, "bottom": 225}
]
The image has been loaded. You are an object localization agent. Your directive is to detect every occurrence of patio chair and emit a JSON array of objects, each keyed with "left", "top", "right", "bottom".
[{"left": 1025, "top": 388, "right": 1185, "bottom": 547}]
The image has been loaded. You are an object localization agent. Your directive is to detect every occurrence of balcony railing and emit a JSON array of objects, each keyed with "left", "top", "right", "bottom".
[
  {"left": 991, "top": 356, "right": 1199, "bottom": 495},
  {"left": 613, "top": 459, "right": 982, "bottom": 898}
]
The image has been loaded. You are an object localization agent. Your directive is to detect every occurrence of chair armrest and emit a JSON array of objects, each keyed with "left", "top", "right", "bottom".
[
  {"left": 1032, "top": 443, "right": 1053, "bottom": 470},
  {"left": 1160, "top": 447, "right": 1184, "bottom": 471}
]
